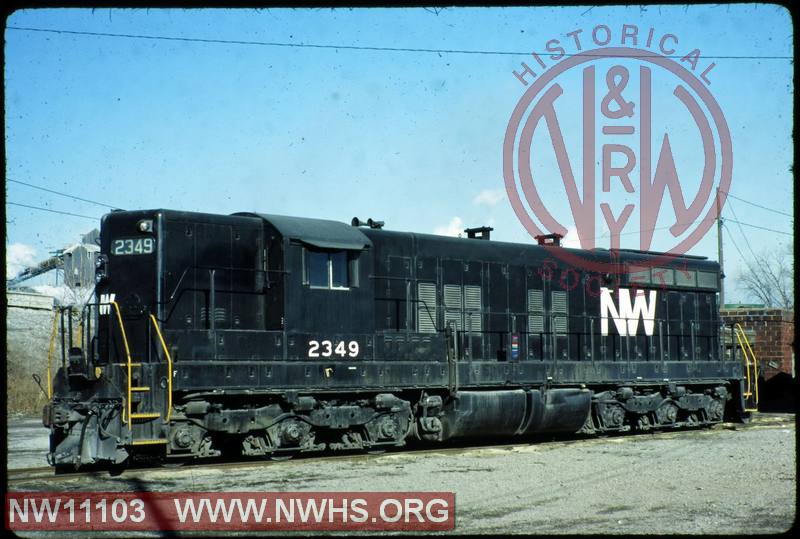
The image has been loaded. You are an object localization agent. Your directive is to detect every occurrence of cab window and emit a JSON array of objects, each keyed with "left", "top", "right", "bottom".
[{"left": 304, "top": 248, "right": 354, "bottom": 289}]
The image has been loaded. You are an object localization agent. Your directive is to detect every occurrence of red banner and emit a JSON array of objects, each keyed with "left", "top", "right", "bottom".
[{"left": 6, "top": 492, "right": 455, "bottom": 531}]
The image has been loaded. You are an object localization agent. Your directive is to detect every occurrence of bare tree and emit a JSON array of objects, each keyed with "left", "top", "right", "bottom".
[{"left": 738, "top": 245, "right": 794, "bottom": 310}]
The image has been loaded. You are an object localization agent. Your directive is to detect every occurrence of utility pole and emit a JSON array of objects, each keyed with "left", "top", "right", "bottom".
[{"left": 716, "top": 187, "right": 725, "bottom": 308}]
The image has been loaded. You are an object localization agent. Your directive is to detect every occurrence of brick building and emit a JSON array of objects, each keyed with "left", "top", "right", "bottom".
[{"left": 720, "top": 307, "right": 794, "bottom": 380}]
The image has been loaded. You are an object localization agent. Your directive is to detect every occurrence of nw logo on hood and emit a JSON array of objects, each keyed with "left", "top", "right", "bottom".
[{"left": 600, "top": 287, "right": 657, "bottom": 336}]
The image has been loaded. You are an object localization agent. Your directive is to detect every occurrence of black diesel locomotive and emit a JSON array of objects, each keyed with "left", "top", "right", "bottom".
[{"left": 44, "top": 209, "right": 747, "bottom": 469}]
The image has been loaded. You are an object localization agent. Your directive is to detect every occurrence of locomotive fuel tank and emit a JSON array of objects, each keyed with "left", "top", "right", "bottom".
[{"left": 435, "top": 388, "right": 592, "bottom": 441}]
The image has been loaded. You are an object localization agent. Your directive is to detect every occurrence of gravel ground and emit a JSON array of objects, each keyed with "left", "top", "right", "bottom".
[
  {"left": 7, "top": 414, "right": 796, "bottom": 535},
  {"left": 7, "top": 414, "right": 50, "bottom": 470}
]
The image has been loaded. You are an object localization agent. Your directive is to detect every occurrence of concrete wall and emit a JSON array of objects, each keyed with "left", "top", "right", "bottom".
[{"left": 7, "top": 291, "right": 54, "bottom": 311}]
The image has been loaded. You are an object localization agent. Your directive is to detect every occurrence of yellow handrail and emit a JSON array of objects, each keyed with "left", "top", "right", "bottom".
[
  {"left": 107, "top": 303, "right": 172, "bottom": 426},
  {"left": 734, "top": 323, "right": 759, "bottom": 409},
  {"left": 733, "top": 326, "right": 751, "bottom": 396},
  {"left": 733, "top": 329, "right": 747, "bottom": 391},
  {"left": 110, "top": 301, "right": 134, "bottom": 424},
  {"left": 46, "top": 309, "right": 59, "bottom": 399},
  {"left": 149, "top": 315, "right": 174, "bottom": 422}
]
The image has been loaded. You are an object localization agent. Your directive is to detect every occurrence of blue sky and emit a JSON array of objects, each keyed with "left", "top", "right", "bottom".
[{"left": 4, "top": 6, "right": 794, "bottom": 302}]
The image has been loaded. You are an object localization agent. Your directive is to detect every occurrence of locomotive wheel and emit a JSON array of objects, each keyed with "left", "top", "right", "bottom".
[
  {"left": 655, "top": 402, "right": 679, "bottom": 426},
  {"left": 707, "top": 398, "right": 725, "bottom": 422}
]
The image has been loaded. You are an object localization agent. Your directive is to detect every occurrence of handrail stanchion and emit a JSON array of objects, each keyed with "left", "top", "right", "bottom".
[
  {"left": 734, "top": 323, "right": 759, "bottom": 411},
  {"left": 60, "top": 308, "right": 67, "bottom": 371},
  {"left": 149, "top": 315, "right": 174, "bottom": 422},
  {"left": 110, "top": 301, "right": 134, "bottom": 425}
]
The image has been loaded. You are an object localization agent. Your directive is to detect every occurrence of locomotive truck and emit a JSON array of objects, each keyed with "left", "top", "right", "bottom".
[{"left": 42, "top": 209, "right": 750, "bottom": 470}]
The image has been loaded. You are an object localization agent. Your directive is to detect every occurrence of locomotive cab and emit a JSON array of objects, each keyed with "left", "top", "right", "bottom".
[{"left": 45, "top": 209, "right": 378, "bottom": 468}]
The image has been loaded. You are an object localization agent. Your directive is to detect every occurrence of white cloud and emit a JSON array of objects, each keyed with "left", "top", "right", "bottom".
[
  {"left": 472, "top": 189, "right": 506, "bottom": 207},
  {"left": 6, "top": 243, "right": 37, "bottom": 279},
  {"left": 562, "top": 226, "right": 582, "bottom": 249},
  {"left": 434, "top": 217, "right": 464, "bottom": 237}
]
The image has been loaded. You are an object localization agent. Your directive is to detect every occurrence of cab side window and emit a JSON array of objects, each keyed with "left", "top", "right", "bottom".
[
  {"left": 303, "top": 248, "right": 356, "bottom": 289},
  {"left": 307, "top": 250, "right": 329, "bottom": 287}
]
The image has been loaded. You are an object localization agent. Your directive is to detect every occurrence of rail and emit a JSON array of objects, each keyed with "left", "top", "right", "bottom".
[
  {"left": 149, "top": 314, "right": 174, "bottom": 422},
  {"left": 448, "top": 311, "right": 718, "bottom": 363},
  {"left": 734, "top": 322, "right": 759, "bottom": 411},
  {"left": 109, "top": 301, "right": 135, "bottom": 424}
]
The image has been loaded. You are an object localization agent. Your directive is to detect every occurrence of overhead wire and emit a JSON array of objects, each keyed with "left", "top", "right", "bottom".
[
  {"left": 725, "top": 199, "right": 763, "bottom": 262},
  {"left": 719, "top": 189, "right": 793, "bottom": 218},
  {"left": 7, "top": 26, "right": 793, "bottom": 243},
  {"left": 722, "top": 221, "right": 758, "bottom": 274},
  {"left": 8, "top": 178, "right": 120, "bottom": 210},
  {"left": 6, "top": 25, "right": 794, "bottom": 60},
  {"left": 569, "top": 219, "right": 714, "bottom": 246},
  {"left": 7, "top": 202, "right": 100, "bottom": 221},
  {"left": 722, "top": 217, "right": 793, "bottom": 237},
  {"left": 722, "top": 221, "right": 786, "bottom": 308}
]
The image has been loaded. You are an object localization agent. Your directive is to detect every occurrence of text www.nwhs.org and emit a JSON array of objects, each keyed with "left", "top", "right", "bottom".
[{"left": 6, "top": 492, "right": 455, "bottom": 531}]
